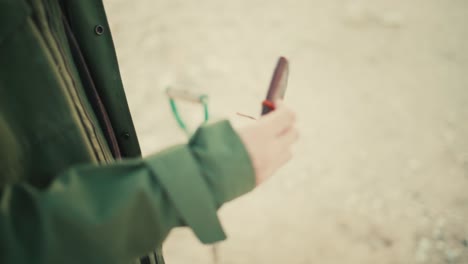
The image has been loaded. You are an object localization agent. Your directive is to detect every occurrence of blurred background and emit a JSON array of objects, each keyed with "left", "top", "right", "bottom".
[{"left": 103, "top": 0, "right": 468, "bottom": 263}]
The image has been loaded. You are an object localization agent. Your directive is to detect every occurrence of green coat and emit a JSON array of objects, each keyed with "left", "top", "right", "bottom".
[{"left": 0, "top": 0, "right": 255, "bottom": 263}]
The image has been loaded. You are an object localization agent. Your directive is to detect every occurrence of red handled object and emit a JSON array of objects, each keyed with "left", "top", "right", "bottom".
[
  {"left": 262, "top": 99, "right": 276, "bottom": 111},
  {"left": 261, "top": 57, "right": 289, "bottom": 115}
]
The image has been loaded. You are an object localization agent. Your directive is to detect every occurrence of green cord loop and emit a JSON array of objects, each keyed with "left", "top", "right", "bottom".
[{"left": 167, "top": 89, "right": 209, "bottom": 136}]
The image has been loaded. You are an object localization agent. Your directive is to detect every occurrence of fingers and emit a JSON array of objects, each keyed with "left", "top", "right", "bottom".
[
  {"left": 237, "top": 101, "right": 299, "bottom": 186},
  {"left": 260, "top": 102, "right": 296, "bottom": 136},
  {"left": 278, "top": 126, "right": 299, "bottom": 147},
  {"left": 271, "top": 126, "right": 298, "bottom": 166}
]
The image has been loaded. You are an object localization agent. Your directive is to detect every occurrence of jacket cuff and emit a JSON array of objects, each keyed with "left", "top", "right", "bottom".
[
  {"left": 145, "top": 120, "right": 255, "bottom": 244},
  {"left": 189, "top": 120, "right": 256, "bottom": 206},
  {"left": 146, "top": 145, "right": 226, "bottom": 244}
]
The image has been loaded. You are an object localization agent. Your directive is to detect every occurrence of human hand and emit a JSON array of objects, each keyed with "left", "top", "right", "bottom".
[{"left": 236, "top": 102, "right": 299, "bottom": 185}]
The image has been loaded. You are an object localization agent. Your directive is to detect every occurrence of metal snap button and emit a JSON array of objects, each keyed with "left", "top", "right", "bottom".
[
  {"left": 122, "top": 132, "right": 130, "bottom": 140},
  {"left": 94, "top": 25, "right": 105, "bottom": 35}
]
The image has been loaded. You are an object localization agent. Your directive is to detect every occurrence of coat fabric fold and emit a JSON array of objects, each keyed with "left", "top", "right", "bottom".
[{"left": 0, "top": 0, "right": 255, "bottom": 263}]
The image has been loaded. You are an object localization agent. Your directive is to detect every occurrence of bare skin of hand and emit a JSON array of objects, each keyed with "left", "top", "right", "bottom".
[{"left": 236, "top": 102, "right": 299, "bottom": 185}]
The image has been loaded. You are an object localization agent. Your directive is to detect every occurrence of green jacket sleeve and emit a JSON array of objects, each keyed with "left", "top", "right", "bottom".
[{"left": 0, "top": 120, "right": 255, "bottom": 264}]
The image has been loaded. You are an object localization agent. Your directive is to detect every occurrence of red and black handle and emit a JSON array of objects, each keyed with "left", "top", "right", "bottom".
[{"left": 261, "top": 57, "right": 289, "bottom": 115}]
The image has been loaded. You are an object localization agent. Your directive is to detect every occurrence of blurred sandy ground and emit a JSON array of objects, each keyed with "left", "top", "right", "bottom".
[{"left": 103, "top": 0, "right": 468, "bottom": 263}]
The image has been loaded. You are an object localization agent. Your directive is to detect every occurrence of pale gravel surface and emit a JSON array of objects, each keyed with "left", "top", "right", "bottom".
[{"left": 104, "top": 0, "right": 468, "bottom": 263}]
